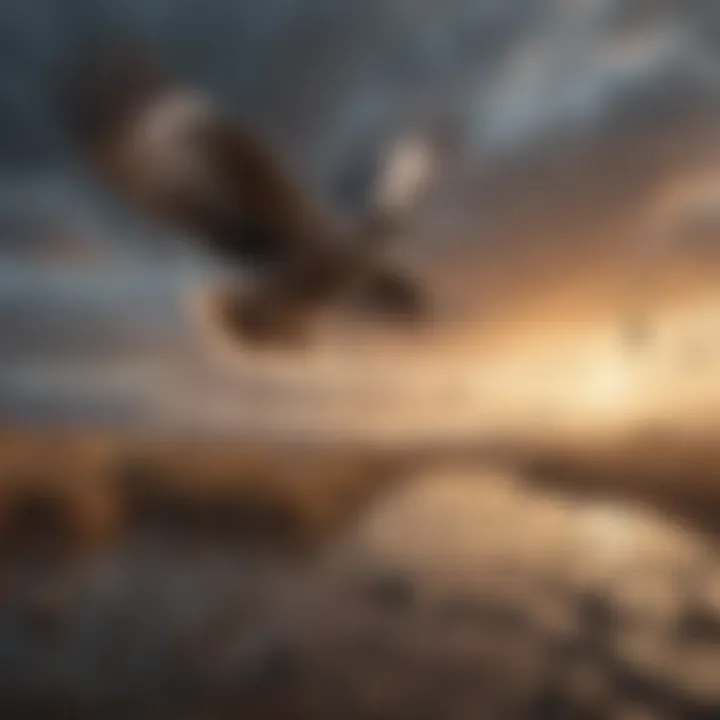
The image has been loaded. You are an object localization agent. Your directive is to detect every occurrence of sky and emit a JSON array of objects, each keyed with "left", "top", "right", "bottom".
[{"left": 0, "top": 0, "right": 719, "bottom": 438}]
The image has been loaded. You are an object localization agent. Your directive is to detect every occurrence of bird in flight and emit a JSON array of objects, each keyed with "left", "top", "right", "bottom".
[{"left": 60, "top": 43, "right": 433, "bottom": 348}]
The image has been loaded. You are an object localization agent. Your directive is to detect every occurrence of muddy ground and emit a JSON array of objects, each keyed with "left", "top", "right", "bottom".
[{"left": 0, "top": 432, "right": 717, "bottom": 719}]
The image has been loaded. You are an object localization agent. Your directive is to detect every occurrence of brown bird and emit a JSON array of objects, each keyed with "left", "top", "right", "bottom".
[{"left": 60, "top": 43, "right": 430, "bottom": 347}]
